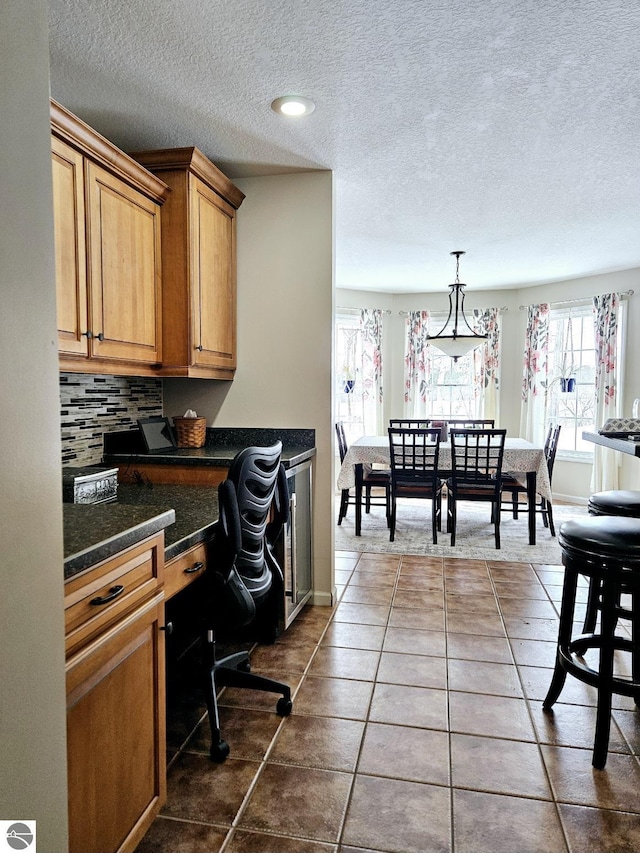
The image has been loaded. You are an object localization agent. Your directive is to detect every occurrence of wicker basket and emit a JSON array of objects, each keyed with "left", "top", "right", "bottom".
[{"left": 172, "top": 416, "right": 207, "bottom": 448}]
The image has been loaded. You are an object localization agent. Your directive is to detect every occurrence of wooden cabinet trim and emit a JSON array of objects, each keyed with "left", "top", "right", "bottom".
[
  {"left": 117, "top": 463, "right": 227, "bottom": 487},
  {"left": 51, "top": 99, "right": 170, "bottom": 205},
  {"left": 131, "top": 146, "right": 245, "bottom": 210}
]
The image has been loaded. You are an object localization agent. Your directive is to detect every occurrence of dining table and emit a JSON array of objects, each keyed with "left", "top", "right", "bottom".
[{"left": 336, "top": 435, "right": 553, "bottom": 545}]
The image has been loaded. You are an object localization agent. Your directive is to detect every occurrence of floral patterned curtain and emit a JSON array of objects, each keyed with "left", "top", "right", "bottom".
[
  {"left": 403, "top": 310, "right": 433, "bottom": 418},
  {"left": 472, "top": 308, "right": 501, "bottom": 423},
  {"left": 591, "top": 293, "right": 620, "bottom": 492},
  {"left": 360, "top": 308, "right": 384, "bottom": 435},
  {"left": 519, "top": 303, "right": 550, "bottom": 445}
]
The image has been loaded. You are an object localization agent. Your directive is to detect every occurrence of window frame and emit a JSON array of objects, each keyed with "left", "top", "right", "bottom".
[{"left": 546, "top": 301, "right": 626, "bottom": 461}]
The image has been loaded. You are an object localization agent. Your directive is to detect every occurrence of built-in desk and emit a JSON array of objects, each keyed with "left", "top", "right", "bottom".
[
  {"left": 62, "top": 474, "right": 298, "bottom": 853},
  {"left": 583, "top": 431, "right": 640, "bottom": 457}
]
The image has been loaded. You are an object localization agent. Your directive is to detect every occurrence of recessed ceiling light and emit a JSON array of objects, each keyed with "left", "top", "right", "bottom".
[{"left": 271, "top": 95, "right": 315, "bottom": 117}]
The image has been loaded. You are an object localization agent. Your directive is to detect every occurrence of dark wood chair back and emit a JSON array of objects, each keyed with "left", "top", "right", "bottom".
[
  {"left": 449, "top": 428, "right": 506, "bottom": 488},
  {"left": 335, "top": 421, "right": 348, "bottom": 463},
  {"left": 389, "top": 419, "right": 432, "bottom": 429},
  {"left": 388, "top": 427, "right": 442, "bottom": 494},
  {"left": 387, "top": 426, "right": 443, "bottom": 543},
  {"left": 446, "top": 418, "right": 495, "bottom": 430}
]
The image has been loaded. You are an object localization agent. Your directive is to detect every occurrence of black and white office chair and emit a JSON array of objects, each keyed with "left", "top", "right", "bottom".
[{"left": 205, "top": 443, "right": 292, "bottom": 762}]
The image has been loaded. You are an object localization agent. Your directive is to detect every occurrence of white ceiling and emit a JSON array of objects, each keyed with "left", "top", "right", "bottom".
[{"left": 47, "top": 0, "right": 640, "bottom": 293}]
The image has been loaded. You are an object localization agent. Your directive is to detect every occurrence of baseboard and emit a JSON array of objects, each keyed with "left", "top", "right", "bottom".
[
  {"left": 312, "top": 590, "right": 334, "bottom": 607},
  {"left": 554, "top": 493, "right": 588, "bottom": 506}
]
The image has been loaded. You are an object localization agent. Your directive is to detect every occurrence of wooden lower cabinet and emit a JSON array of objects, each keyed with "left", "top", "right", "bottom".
[
  {"left": 67, "top": 594, "right": 166, "bottom": 853},
  {"left": 65, "top": 533, "right": 166, "bottom": 853}
]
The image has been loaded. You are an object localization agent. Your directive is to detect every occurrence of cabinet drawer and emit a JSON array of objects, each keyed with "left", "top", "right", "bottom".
[
  {"left": 65, "top": 533, "right": 164, "bottom": 657},
  {"left": 165, "top": 542, "right": 207, "bottom": 600}
]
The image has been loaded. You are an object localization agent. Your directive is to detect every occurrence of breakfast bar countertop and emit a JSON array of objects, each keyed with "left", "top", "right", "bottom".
[{"left": 63, "top": 484, "right": 221, "bottom": 580}]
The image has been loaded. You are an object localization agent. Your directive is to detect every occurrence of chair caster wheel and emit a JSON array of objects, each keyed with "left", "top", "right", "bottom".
[
  {"left": 210, "top": 739, "right": 230, "bottom": 762},
  {"left": 276, "top": 697, "right": 292, "bottom": 716}
]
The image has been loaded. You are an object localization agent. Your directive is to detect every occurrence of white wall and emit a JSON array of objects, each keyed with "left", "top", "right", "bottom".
[
  {"left": 0, "top": 2, "right": 69, "bottom": 848},
  {"left": 164, "top": 172, "right": 335, "bottom": 604},
  {"left": 337, "top": 266, "right": 640, "bottom": 502}
]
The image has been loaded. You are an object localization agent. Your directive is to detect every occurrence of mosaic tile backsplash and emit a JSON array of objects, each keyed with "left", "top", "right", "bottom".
[{"left": 60, "top": 373, "right": 163, "bottom": 467}]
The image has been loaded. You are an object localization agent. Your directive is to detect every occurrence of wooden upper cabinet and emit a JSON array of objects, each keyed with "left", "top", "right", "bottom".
[
  {"left": 86, "top": 162, "right": 162, "bottom": 364},
  {"left": 51, "top": 100, "right": 169, "bottom": 375},
  {"left": 131, "top": 147, "right": 245, "bottom": 379},
  {"left": 52, "top": 135, "right": 88, "bottom": 357}
]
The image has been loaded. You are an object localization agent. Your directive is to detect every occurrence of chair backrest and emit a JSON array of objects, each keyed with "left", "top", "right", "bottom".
[
  {"left": 388, "top": 427, "right": 441, "bottom": 488},
  {"left": 544, "top": 424, "right": 562, "bottom": 483},
  {"left": 446, "top": 418, "right": 495, "bottom": 429},
  {"left": 449, "top": 428, "right": 507, "bottom": 486},
  {"left": 266, "top": 461, "right": 290, "bottom": 554},
  {"left": 226, "top": 442, "right": 283, "bottom": 603},
  {"left": 210, "top": 477, "right": 257, "bottom": 628},
  {"left": 389, "top": 419, "right": 432, "bottom": 429},
  {"left": 335, "top": 421, "right": 348, "bottom": 463}
]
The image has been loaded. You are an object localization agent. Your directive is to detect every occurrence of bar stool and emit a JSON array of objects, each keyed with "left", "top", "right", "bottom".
[
  {"left": 583, "top": 491, "right": 640, "bottom": 632},
  {"left": 543, "top": 516, "right": 640, "bottom": 769},
  {"left": 588, "top": 490, "right": 640, "bottom": 518}
]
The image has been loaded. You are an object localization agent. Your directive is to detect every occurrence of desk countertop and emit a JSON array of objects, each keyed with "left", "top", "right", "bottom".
[
  {"left": 63, "top": 484, "right": 220, "bottom": 580},
  {"left": 103, "top": 426, "right": 316, "bottom": 471},
  {"left": 65, "top": 427, "right": 316, "bottom": 581}
]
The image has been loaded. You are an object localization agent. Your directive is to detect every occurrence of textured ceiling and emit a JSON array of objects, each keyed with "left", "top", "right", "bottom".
[{"left": 47, "top": 0, "right": 640, "bottom": 292}]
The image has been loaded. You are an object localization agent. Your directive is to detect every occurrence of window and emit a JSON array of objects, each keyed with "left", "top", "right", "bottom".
[
  {"left": 546, "top": 305, "right": 624, "bottom": 456},
  {"left": 335, "top": 312, "right": 376, "bottom": 444},
  {"left": 427, "top": 336, "right": 478, "bottom": 419}
]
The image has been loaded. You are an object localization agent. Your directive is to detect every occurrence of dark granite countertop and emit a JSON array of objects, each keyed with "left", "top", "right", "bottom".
[
  {"left": 63, "top": 503, "right": 176, "bottom": 579},
  {"left": 65, "top": 428, "right": 315, "bottom": 582},
  {"left": 64, "top": 485, "right": 221, "bottom": 580},
  {"left": 103, "top": 426, "right": 316, "bottom": 470}
]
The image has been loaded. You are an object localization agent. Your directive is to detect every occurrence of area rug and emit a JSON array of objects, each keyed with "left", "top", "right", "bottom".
[{"left": 335, "top": 498, "right": 589, "bottom": 564}]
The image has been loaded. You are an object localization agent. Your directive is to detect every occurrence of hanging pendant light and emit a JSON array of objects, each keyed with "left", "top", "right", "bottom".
[{"left": 428, "top": 250, "right": 488, "bottom": 361}]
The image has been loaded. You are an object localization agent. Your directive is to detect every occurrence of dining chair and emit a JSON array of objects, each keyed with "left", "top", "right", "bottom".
[
  {"left": 335, "top": 421, "right": 390, "bottom": 524},
  {"left": 501, "top": 424, "right": 561, "bottom": 535},
  {"left": 445, "top": 418, "right": 495, "bottom": 429},
  {"left": 388, "top": 427, "right": 443, "bottom": 543},
  {"left": 389, "top": 419, "right": 432, "bottom": 428},
  {"left": 447, "top": 428, "right": 507, "bottom": 548}
]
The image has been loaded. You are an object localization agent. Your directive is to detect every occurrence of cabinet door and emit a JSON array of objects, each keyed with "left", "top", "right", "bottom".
[
  {"left": 190, "top": 175, "right": 236, "bottom": 371},
  {"left": 86, "top": 161, "right": 162, "bottom": 364},
  {"left": 52, "top": 136, "right": 88, "bottom": 357},
  {"left": 66, "top": 595, "right": 166, "bottom": 853}
]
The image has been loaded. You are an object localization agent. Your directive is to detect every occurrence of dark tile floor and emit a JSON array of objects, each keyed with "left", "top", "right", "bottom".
[{"left": 136, "top": 551, "right": 640, "bottom": 853}]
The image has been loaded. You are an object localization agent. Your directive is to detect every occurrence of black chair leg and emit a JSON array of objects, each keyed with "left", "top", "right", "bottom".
[
  {"left": 546, "top": 500, "right": 556, "bottom": 537},
  {"left": 544, "top": 568, "right": 579, "bottom": 710},
  {"left": 205, "top": 648, "right": 292, "bottom": 762},
  {"left": 593, "top": 576, "right": 617, "bottom": 769},
  {"left": 389, "top": 498, "right": 396, "bottom": 542},
  {"left": 338, "top": 489, "right": 349, "bottom": 524},
  {"left": 512, "top": 491, "right": 518, "bottom": 519},
  {"left": 432, "top": 496, "right": 438, "bottom": 544}
]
